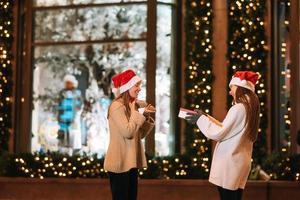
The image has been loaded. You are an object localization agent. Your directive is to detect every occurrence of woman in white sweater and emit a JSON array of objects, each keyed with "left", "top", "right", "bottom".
[
  {"left": 104, "top": 69, "right": 155, "bottom": 200},
  {"left": 186, "top": 71, "right": 260, "bottom": 200}
]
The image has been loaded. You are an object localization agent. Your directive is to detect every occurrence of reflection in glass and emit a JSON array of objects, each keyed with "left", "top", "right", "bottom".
[
  {"left": 34, "top": 5, "right": 147, "bottom": 42},
  {"left": 158, "top": 0, "right": 175, "bottom": 3},
  {"left": 155, "top": 5, "right": 173, "bottom": 156},
  {"left": 278, "top": 1, "right": 291, "bottom": 152},
  {"left": 34, "top": 0, "right": 146, "bottom": 7},
  {"left": 31, "top": 42, "right": 146, "bottom": 156}
]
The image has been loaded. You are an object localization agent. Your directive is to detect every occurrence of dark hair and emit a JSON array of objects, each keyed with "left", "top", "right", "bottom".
[
  {"left": 235, "top": 86, "right": 260, "bottom": 142},
  {"left": 108, "top": 91, "right": 134, "bottom": 120}
]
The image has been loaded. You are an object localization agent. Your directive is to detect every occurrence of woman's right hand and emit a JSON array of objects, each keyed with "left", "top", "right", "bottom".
[{"left": 144, "top": 104, "right": 156, "bottom": 114}]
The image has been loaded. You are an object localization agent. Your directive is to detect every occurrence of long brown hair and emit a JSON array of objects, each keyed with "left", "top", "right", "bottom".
[
  {"left": 108, "top": 91, "right": 134, "bottom": 120},
  {"left": 235, "top": 86, "right": 260, "bottom": 142}
]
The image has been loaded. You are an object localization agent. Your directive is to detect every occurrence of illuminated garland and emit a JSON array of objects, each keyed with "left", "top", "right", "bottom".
[
  {"left": 227, "top": 0, "right": 268, "bottom": 163},
  {"left": 0, "top": 0, "right": 13, "bottom": 153},
  {"left": 3, "top": 153, "right": 107, "bottom": 178},
  {"left": 184, "top": 0, "right": 213, "bottom": 178},
  {"left": 2, "top": 153, "right": 210, "bottom": 179},
  {"left": 1, "top": 152, "right": 298, "bottom": 180}
]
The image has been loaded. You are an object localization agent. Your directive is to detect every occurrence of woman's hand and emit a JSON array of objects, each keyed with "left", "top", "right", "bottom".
[
  {"left": 141, "top": 104, "right": 156, "bottom": 117},
  {"left": 144, "top": 104, "right": 156, "bottom": 114},
  {"left": 185, "top": 109, "right": 204, "bottom": 124}
]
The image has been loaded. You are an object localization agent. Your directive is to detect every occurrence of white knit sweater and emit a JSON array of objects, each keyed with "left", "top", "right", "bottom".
[{"left": 196, "top": 103, "right": 253, "bottom": 190}]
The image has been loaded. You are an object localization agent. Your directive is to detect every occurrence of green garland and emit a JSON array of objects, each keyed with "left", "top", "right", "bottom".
[
  {"left": 227, "top": 0, "right": 268, "bottom": 164},
  {"left": 0, "top": 153, "right": 211, "bottom": 179},
  {"left": 0, "top": 0, "right": 13, "bottom": 153},
  {"left": 1, "top": 152, "right": 299, "bottom": 180},
  {"left": 184, "top": 0, "right": 213, "bottom": 178}
]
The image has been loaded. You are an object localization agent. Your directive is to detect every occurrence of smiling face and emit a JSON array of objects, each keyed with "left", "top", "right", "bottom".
[
  {"left": 229, "top": 85, "right": 238, "bottom": 101},
  {"left": 128, "top": 81, "right": 142, "bottom": 99}
]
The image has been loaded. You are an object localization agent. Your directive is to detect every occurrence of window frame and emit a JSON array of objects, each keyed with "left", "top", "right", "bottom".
[
  {"left": 14, "top": 0, "right": 181, "bottom": 155},
  {"left": 271, "top": 0, "right": 300, "bottom": 153}
]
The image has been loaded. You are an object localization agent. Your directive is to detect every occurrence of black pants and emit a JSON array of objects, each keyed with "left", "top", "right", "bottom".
[
  {"left": 217, "top": 186, "right": 243, "bottom": 200},
  {"left": 108, "top": 168, "right": 138, "bottom": 200}
]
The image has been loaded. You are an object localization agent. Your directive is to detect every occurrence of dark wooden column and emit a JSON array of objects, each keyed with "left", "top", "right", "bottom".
[
  {"left": 11, "top": 0, "right": 20, "bottom": 153},
  {"left": 173, "top": 0, "right": 182, "bottom": 154},
  {"left": 265, "top": 0, "right": 272, "bottom": 153},
  {"left": 145, "top": 0, "right": 157, "bottom": 156},
  {"left": 14, "top": 0, "right": 33, "bottom": 153},
  {"left": 290, "top": 0, "right": 300, "bottom": 153},
  {"left": 212, "top": 0, "right": 228, "bottom": 121}
]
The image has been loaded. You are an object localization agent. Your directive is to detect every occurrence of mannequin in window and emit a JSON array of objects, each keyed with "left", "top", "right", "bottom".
[{"left": 57, "top": 74, "right": 83, "bottom": 154}]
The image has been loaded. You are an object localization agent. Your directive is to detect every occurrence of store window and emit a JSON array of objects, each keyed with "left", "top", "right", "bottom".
[
  {"left": 272, "top": 0, "right": 291, "bottom": 152},
  {"left": 29, "top": 1, "right": 177, "bottom": 156}
]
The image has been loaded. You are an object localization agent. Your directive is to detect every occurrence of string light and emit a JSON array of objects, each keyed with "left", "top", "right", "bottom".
[
  {"left": 0, "top": 0, "right": 13, "bottom": 153},
  {"left": 183, "top": 0, "right": 213, "bottom": 179},
  {"left": 11, "top": 154, "right": 107, "bottom": 179}
]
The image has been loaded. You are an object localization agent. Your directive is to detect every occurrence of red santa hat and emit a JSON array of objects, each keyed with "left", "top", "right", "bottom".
[
  {"left": 111, "top": 69, "right": 141, "bottom": 97},
  {"left": 229, "top": 71, "right": 259, "bottom": 92}
]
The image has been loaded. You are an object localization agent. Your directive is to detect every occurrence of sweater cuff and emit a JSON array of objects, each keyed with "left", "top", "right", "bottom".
[
  {"left": 196, "top": 115, "right": 208, "bottom": 127},
  {"left": 131, "top": 110, "right": 146, "bottom": 126}
]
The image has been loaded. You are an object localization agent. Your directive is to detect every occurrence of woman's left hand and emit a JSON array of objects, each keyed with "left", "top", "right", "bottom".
[{"left": 185, "top": 109, "right": 204, "bottom": 124}]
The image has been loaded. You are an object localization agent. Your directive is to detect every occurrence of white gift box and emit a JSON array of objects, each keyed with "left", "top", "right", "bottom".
[{"left": 178, "top": 107, "right": 197, "bottom": 119}]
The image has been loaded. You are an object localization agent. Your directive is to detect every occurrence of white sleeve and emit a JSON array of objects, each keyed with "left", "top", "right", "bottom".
[{"left": 196, "top": 104, "right": 246, "bottom": 141}]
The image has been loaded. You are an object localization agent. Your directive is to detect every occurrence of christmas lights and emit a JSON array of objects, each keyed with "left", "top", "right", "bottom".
[
  {"left": 184, "top": 0, "right": 213, "bottom": 178},
  {"left": 0, "top": 0, "right": 13, "bottom": 153}
]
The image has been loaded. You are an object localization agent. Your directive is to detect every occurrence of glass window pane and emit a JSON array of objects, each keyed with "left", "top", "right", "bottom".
[
  {"left": 278, "top": 1, "right": 291, "bottom": 152},
  {"left": 34, "top": 5, "right": 147, "bottom": 42},
  {"left": 31, "top": 42, "right": 146, "bottom": 156},
  {"left": 155, "top": 5, "right": 173, "bottom": 156},
  {"left": 34, "top": 0, "right": 146, "bottom": 7},
  {"left": 158, "top": 0, "right": 175, "bottom": 4}
]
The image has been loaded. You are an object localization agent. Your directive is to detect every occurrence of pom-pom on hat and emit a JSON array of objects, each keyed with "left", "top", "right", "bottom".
[
  {"left": 111, "top": 69, "right": 141, "bottom": 97},
  {"left": 229, "top": 71, "right": 259, "bottom": 92}
]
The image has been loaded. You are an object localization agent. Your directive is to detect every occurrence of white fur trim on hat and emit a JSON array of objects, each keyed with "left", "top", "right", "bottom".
[
  {"left": 63, "top": 74, "right": 78, "bottom": 88},
  {"left": 112, "top": 87, "right": 120, "bottom": 97},
  {"left": 229, "top": 77, "right": 255, "bottom": 92},
  {"left": 119, "top": 75, "right": 141, "bottom": 94}
]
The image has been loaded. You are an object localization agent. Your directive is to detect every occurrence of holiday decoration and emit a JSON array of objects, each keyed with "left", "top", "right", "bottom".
[
  {"left": 0, "top": 0, "right": 13, "bottom": 153},
  {"left": 184, "top": 0, "right": 213, "bottom": 178},
  {"left": 227, "top": 0, "right": 268, "bottom": 164}
]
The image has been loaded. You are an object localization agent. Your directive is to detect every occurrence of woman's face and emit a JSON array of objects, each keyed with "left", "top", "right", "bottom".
[
  {"left": 129, "top": 81, "right": 142, "bottom": 99},
  {"left": 229, "top": 85, "right": 238, "bottom": 101}
]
